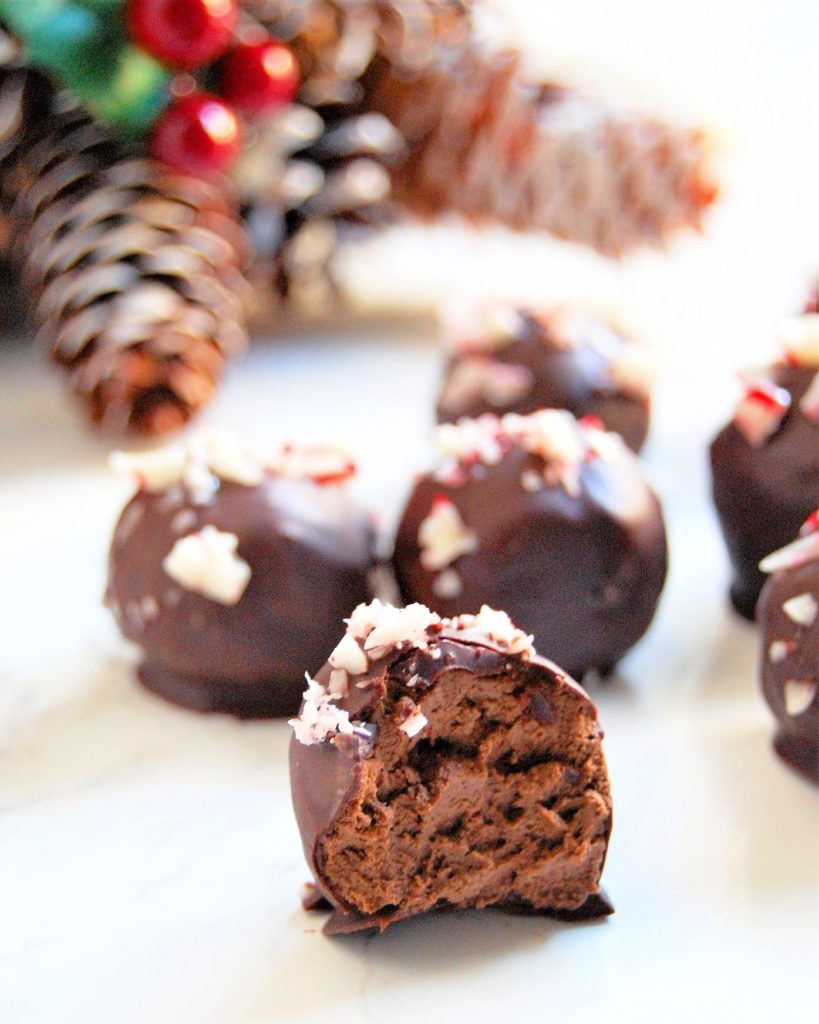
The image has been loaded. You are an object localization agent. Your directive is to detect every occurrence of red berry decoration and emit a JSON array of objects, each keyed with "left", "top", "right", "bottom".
[
  {"left": 150, "top": 93, "right": 241, "bottom": 176},
  {"left": 127, "top": 0, "right": 238, "bottom": 71},
  {"left": 219, "top": 39, "right": 300, "bottom": 115}
]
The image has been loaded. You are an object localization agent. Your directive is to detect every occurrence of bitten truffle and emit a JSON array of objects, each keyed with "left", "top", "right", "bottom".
[
  {"left": 392, "top": 410, "right": 668, "bottom": 679},
  {"left": 757, "top": 513, "right": 819, "bottom": 783},
  {"left": 289, "top": 601, "right": 613, "bottom": 934},
  {"left": 106, "top": 430, "right": 376, "bottom": 718},
  {"left": 436, "top": 303, "right": 653, "bottom": 452},
  {"left": 710, "top": 311, "right": 819, "bottom": 619}
]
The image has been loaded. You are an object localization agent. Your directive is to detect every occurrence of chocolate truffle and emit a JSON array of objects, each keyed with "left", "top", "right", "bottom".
[
  {"left": 106, "top": 430, "right": 376, "bottom": 718},
  {"left": 289, "top": 601, "right": 613, "bottom": 934},
  {"left": 392, "top": 410, "right": 668, "bottom": 679},
  {"left": 710, "top": 312, "right": 819, "bottom": 620},
  {"left": 757, "top": 514, "right": 819, "bottom": 783},
  {"left": 436, "top": 303, "right": 653, "bottom": 452}
]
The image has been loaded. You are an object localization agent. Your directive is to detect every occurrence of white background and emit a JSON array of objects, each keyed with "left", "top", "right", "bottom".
[{"left": 1, "top": 2, "right": 818, "bottom": 1021}]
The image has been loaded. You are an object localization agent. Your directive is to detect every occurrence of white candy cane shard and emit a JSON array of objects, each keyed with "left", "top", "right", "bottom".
[
  {"left": 471, "top": 605, "right": 534, "bottom": 656},
  {"left": 782, "top": 593, "right": 818, "bottom": 627},
  {"left": 327, "top": 669, "right": 349, "bottom": 700},
  {"left": 418, "top": 497, "right": 478, "bottom": 571},
  {"left": 162, "top": 526, "right": 251, "bottom": 605},
  {"left": 432, "top": 568, "right": 464, "bottom": 599},
  {"left": 399, "top": 707, "right": 428, "bottom": 738},
  {"left": 783, "top": 681, "right": 817, "bottom": 717},
  {"left": 733, "top": 385, "right": 791, "bottom": 447},
  {"left": 779, "top": 313, "right": 819, "bottom": 368},
  {"left": 759, "top": 532, "right": 819, "bottom": 573},
  {"left": 363, "top": 603, "right": 441, "bottom": 659},
  {"left": 289, "top": 675, "right": 355, "bottom": 745},
  {"left": 109, "top": 446, "right": 188, "bottom": 491},
  {"left": 329, "top": 632, "right": 369, "bottom": 675},
  {"left": 768, "top": 640, "right": 793, "bottom": 664},
  {"left": 191, "top": 428, "right": 264, "bottom": 487}
]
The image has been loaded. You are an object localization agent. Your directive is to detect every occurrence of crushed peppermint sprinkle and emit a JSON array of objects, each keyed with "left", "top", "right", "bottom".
[
  {"left": 781, "top": 592, "right": 818, "bottom": 627},
  {"left": 799, "top": 373, "right": 819, "bottom": 422},
  {"left": 759, "top": 527, "right": 819, "bottom": 574},
  {"left": 783, "top": 681, "right": 817, "bottom": 717},
  {"left": 399, "top": 706, "right": 428, "bottom": 738},
  {"left": 328, "top": 669, "right": 349, "bottom": 700},
  {"left": 111, "top": 428, "right": 263, "bottom": 502},
  {"left": 441, "top": 299, "right": 525, "bottom": 353},
  {"left": 520, "top": 469, "right": 543, "bottom": 493},
  {"left": 768, "top": 640, "right": 793, "bottom": 664},
  {"left": 267, "top": 444, "right": 356, "bottom": 485},
  {"left": 779, "top": 312, "right": 819, "bottom": 368},
  {"left": 418, "top": 496, "right": 478, "bottom": 571},
  {"left": 733, "top": 381, "right": 791, "bottom": 447},
  {"left": 363, "top": 603, "right": 442, "bottom": 659},
  {"left": 432, "top": 568, "right": 464, "bottom": 599},
  {"left": 439, "top": 357, "right": 534, "bottom": 412},
  {"left": 161, "top": 526, "right": 251, "bottom": 605},
  {"left": 289, "top": 675, "right": 354, "bottom": 745},
  {"left": 329, "top": 632, "right": 369, "bottom": 675},
  {"left": 433, "top": 409, "right": 617, "bottom": 498},
  {"left": 291, "top": 600, "right": 539, "bottom": 745},
  {"left": 449, "top": 605, "right": 535, "bottom": 656},
  {"left": 435, "top": 415, "right": 506, "bottom": 466}
]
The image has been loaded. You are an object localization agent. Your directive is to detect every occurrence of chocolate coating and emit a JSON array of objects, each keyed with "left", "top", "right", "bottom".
[
  {"left": 392, "top": 438, "right": 668, "bottom": 680},
  {"left": 710, "top": 364, "right": 819, "bottom": 620},
  {"left": 758, "top": 551, "right": 818, "bottom": 783},
  {"left": 436, "top": 310, "right": 651, "bottom": 452},
  {"left": 107, "top": 475, "right": 375, "bottom": 718},
  {"left": 290, "top": 629, "right": 613, "bottom": 933}
]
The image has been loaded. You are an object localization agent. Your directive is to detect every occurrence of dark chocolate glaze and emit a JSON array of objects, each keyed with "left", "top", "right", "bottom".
[
  {"left": 758, "top": 557, "right": 819, "bottom": 783},
  {"left": 392, "top": 443, "right": 668, "bottom": 680},
  {"left": 710, "top": 364, "right": 819, "bottom": 620},
  {"left": 436, "top": 311, "right": 650, "bottom": 453},
  {"left": 106, "top": 475, "right": 375, "bottom": 718},
  {"left": 289, "top": 632, "right": 612, "bottom": 933}
]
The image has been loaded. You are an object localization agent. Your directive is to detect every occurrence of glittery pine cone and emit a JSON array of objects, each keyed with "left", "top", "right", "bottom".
[{"left": 0, "top": 33, "right": 250, "bottom": 435}]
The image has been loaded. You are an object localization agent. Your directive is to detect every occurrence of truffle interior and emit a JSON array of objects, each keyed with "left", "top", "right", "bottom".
[{"left": 317, "top": 664, "right": 611, "bottom": 920}]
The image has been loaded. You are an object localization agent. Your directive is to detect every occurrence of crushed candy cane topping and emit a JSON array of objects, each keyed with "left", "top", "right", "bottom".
[
  {"left": 418, "top": 496, "right": 478, "bottom": 571},
  {"left": 289, "top": 675, "right": 354, "bottom": 745},
  {"left": 733, "top": 381, "right": 791, "bottom": 447},
  {"left": 781, "top": 592, "right": 818, "bottom": 628},
  {"left": 290, "top": 600, "right": 537, "bottom": 745},
  {"left": 440, "top": 299, "right": 526, "bottom": 353},
  {"left": 399, "top": 706, "right": 429, "bottom": 738},
  {"left": 162, "top": 526, "right": 251, "bottom": 605},
  {"left": 111, "top": 428, "right": 263, "bottom": 503},
  {"left": 779, "top": 313, "right": 819, "bottom": 368},
  {"left": 768, "top": 640, "right": 793, "bottom": 664},
  {"left": 433, "top": 409, "right": 620, "bottom": 497},
  {"left": 439, "top": 357, "right": 534, "bottom": 413},
  {"left": 783, "top": 681, "right": 817, "bottom": 717},
  {"left": 267, "top": 444, "right": 356, "bottom": 484}
]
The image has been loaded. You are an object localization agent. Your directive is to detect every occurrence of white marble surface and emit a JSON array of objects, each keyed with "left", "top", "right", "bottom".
[{"left": 2, "top": 2, "right": 819, "bottom": 1022}]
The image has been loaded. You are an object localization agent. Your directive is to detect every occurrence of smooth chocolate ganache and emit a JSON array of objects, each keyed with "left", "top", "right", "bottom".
[
  {"left": 106, "top": 430, "right": 376, "bottom": 718},
  {"left": 436, "top": 303, "right": 653, "bottom": 453},
  {"left": 289, "top": 601, "right": 613, "bottom": 934},
  {"left": 757, "top": 513, "right": 819, "bottom": 783},
  {"left": 392, "top": 410, "right": 668, "bottom": 680},
  {"left": 710, "top": 311, "right": 819, "bottom": 620}
]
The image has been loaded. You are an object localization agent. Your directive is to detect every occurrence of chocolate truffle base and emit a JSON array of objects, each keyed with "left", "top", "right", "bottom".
[
  {"left": 319, "top": 889, "right": 614, "bottom": 936},
  {"left": 772, "top": 732, "right": 819, "bottom": 785},
  {"left": 138, "top": 660, "right": 304, "bottom": 719}
]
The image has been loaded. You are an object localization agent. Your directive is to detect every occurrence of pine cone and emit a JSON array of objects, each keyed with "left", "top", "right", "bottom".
[
  {"left": 237, "top": 1, "right": 403, "bottom": 322},
  {"left": 0, "top": 32, "right": 250, "bottom": 435},
  {"left": 359, "top": 3, "right": 718, "bottom": 256}
]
